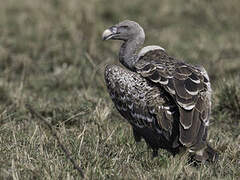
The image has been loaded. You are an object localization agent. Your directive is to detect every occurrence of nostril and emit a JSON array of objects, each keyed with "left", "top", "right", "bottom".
[{"left": 111, "top": 26, "right": 117, "bottom": 34}]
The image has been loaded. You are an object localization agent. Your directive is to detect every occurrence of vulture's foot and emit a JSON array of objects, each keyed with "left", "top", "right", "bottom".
[{"left": 190, "top": 144, "right": 219, "bottom": 164}]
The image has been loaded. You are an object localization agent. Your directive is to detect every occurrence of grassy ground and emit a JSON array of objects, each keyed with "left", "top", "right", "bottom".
[{"left": 0, "top": 0, "right": 240, "bottom": 179}]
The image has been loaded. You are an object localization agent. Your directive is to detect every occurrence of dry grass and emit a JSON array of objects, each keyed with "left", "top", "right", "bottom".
[{"left": 0, "top": 0, "right": 240, "bottom": 179}]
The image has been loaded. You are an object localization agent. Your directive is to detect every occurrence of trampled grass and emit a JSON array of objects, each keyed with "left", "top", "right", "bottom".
[{"left": 0, "top": 0, "right": 239, "bottom": 179}]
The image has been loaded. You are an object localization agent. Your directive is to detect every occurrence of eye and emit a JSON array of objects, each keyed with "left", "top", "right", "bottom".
[{"left": 121, "top": 25, "right": 129, "bottom": 28}]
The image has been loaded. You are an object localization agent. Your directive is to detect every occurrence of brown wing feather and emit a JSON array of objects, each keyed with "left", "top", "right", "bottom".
[
  {"left": 105, "top": 64, "right": 178, "bottom": 138},
  {"left": 135, "top": 49, "right": 211, "bottom": 149}
]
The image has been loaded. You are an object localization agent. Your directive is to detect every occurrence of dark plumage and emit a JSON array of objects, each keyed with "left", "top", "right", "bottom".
[
  {"left": 105, "top": 65, "right": 180, "bottom": 157},
  {"left": 102, "top": 20, "right": 218, "bottom": 162}
]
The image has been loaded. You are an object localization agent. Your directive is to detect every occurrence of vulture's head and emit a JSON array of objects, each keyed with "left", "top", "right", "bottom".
[{"left": 102, "top": 20, "right": 145, "bottom": 41}]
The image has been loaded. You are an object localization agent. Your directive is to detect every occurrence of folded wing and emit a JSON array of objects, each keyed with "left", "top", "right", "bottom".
[
  {"left": 104, "top": 64, "right": 179, "bottom": 144},
  {"left": 135, "top": 49, "right": 211, "bottom": 149}
]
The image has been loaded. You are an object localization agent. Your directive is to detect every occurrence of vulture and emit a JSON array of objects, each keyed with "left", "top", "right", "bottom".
[{"left": 102, "top": 20, "right": 217, "bottom": 162}]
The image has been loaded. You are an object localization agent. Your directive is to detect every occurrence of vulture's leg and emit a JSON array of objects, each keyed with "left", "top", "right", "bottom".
[
  {"left": 205, "top": 144, "right": 219, "bottom": 162},
  {"left": 132, "top": 127, "right": 142, "bottom": 142},
  {"left": 152, "top": 148, "right": 158, "bottom": 158}
]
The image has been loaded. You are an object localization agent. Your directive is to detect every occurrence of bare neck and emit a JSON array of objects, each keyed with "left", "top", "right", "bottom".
[{"left": 119, "top": 36, "right": 145, "bottom": 71}]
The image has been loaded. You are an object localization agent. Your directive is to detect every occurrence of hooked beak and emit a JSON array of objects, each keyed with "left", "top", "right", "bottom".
[{"left": 102, "top": 26, "right": 118, "bottom": 40}]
